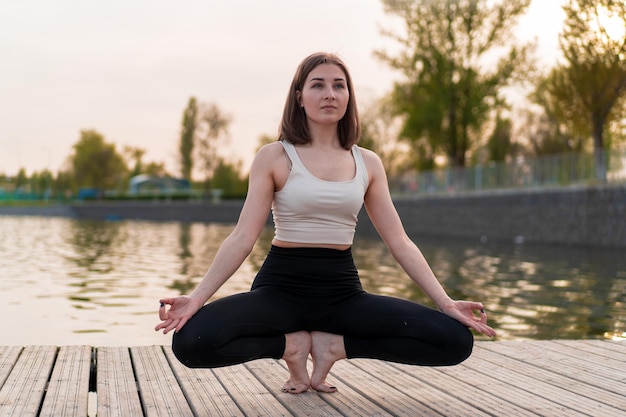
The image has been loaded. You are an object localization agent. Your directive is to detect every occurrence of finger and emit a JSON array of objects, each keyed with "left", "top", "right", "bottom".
[
  {"left": 154, "top": 321, "right": 168, "bottom": 332},
  {"left": 163, "top": 319, "right": 180, "bottom": 335},
  {"left": 175, "top": 317, "right": 190, "bottom": 333},
  {"left": 475, "top": 323, "right": 497, "bottom": 337},
  {"left": 159, "top": 303, "right": 167, "bottom": 321},
  {"left": 479, "top": 309, "right": 488, "bottom": 323}
]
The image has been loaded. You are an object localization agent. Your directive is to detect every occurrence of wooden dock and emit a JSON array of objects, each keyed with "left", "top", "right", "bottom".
[{"left": 0, "top": 340, "right": 624, "bottom": 416}]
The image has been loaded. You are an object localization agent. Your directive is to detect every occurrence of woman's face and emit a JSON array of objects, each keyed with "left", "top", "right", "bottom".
[{"left": 298, "top": 63, "right": 349, "bottom": 127}]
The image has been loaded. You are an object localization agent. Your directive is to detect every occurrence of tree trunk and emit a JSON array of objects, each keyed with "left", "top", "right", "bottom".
[{"left": 592, "top": 115, "right": 606, "bottom": 183}]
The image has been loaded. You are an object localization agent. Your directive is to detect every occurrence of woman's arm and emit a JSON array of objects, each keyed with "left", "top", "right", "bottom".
[
  {"left": 186, "top": 144, "right": 277, "bottom": 304},
  {"left": 362, "top": 149, "right": 495, "bottom": 336},
  {"left": 156, "top": 143, "right": 281, "bottom": 334}
]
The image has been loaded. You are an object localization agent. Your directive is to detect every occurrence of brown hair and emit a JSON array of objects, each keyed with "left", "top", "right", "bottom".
[{"left": 278, "top": 52, "right": 361, "bottom": 149}]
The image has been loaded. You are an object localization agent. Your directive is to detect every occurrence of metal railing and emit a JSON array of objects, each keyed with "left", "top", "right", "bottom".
[{"left": 390, "top": 149, "right": 626, "bottom": 196}]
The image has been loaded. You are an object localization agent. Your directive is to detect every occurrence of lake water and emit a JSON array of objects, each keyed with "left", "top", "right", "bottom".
[{"left": 1, "top": 215, "right": 624, "bottom": 346}]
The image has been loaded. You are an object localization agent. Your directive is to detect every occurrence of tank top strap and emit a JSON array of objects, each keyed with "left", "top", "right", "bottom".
[
  {"left": 352, "top": 145, "right": 370, "bottom": 186},
  {"left": 279, "top": 140, "right": 304, "bottom": 171}
]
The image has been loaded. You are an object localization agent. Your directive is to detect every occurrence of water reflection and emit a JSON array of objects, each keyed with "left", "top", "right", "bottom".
[
  {"left": 65, "top": 220, "right": 123, "bottom": 273},
  {"left": 0, "top": 216, "right": 624, "bottom": 346}
]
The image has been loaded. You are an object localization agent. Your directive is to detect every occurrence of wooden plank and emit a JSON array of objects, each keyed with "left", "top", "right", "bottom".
[
  {"left": 330, "top": 358, "right": 441, "bottom": 416},
  {"left": 386, "top": 361, "right": 543, "bottom": 417},
  {"left": 131, "top": 345, "right": 194, "bottom": 417},
  {"left": 479, "top": 341, "right": 625, "bottom": 394},
  {"left": 244, "top": 359, "right": 344, "bottom": 417},
  {"left": 97, "top": 346, "right": 143, "bottom": 417},
  {"left": 351, "top": 358, "right": 513, "bottom": 417},
  {"left": 434, "top": 348, "right": 588, "bottom": 417},
  {"left": 0, "top": 341, "right": 622, "bottom": 417},
  {"left": 542, "top": 340, "right": 626, "bottom": 379},
  {"left": 470, "top": 343, "right": 625, "bottom": 417},
  {"left": 0, "top": 347, "right": 21, "bottom": 389},
  {"left": 39, "top": 345, "right": 91, "bottom": 417},
  {"left": 554, "top": 339, "right": 626, "bottom": 361},
  {"left": 0, "top": 345, "right": 57, "bottom": 417},
  {"left": 211, "top": 362, "right": 294, "bottom": 416},
  {"left": 163, "top": 346, "right": 245, "bottom": 417},
  {"left": 294, "top": 359, "right": 396, "bottom": 417},
  {"left": 587, "top": 339, "right": 626, "bottom": 354}
]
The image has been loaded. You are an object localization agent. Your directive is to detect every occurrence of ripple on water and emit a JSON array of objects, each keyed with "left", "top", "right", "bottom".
[{"left": 1, "top": 216, "right": 625, "bottom": 345}]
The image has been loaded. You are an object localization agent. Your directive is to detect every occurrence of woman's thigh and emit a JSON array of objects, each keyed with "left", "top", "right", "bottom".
[
  {"left": 177, "top": 289, "right": 305, "bottom": 343},
  {"left": 172, "top": 288, "right": 310, "bottom": 367},
  {"left": 317, "top": 292, "right": 468, "bottom": 340},
  {"left": 315, "top": 293, "right": 473, "bottom": 365}
]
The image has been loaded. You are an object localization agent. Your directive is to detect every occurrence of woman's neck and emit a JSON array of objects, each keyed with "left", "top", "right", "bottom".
[{"left": 307, "top": 122, "right": 340, "bottom": 148}]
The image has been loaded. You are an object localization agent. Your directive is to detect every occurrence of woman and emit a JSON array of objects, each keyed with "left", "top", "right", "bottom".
[{"left": 155, "top": 52, "right": 496, "bottom": 394}]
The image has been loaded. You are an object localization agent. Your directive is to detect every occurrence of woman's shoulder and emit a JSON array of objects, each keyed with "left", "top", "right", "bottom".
[
  {"left": 356, "top": 146, "right": 384, "bottom": 168},
  {"left": 255, "top": 141, "right": 285, "bottom": 159},
  {"left": 250, "top": 141, "right": 288, "bottom": 172}
]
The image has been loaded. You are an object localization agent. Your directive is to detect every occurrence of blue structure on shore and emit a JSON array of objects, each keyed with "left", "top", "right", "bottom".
[{"left": 128, "top": 175, "right": 190, "bottom": 195}]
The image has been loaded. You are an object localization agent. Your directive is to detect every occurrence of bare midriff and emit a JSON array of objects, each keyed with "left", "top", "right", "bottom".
[{"left": 272, "top": 239, "right": 351, "bottom": 251}]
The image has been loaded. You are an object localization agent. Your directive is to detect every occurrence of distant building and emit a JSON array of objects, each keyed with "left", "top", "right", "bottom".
[{"left": 128, "top": 175, "right": 191, "bottom": 195}]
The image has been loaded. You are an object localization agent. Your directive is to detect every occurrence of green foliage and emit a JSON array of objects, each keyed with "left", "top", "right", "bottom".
[
  {"left": 526, "top": 0, "right": 626, "bottom": 180},
  {"left": 557, "top": 0, "right": 626, "bottom": 154},
  {"left": 528, "top": 68, "right": 589, "bottom": 154},
  {"left": 142, "top": 161, "right": 169, "bottom": 177},
  {"left": 210, "top": 158, "right": 248, "bottom": 198},
  {"left": 122, "top": 145, "right": 170, "bottom": 180},
  {"left": 359, "top": 96, "right": 413, "bottom": 175},
  {"left": 487, "top": 112, "right": 513, "bottom": 162},
  {"left": 70, "top": 129, "right": 128, "bottom": 192},
  {"left": 179, "top": 97, "right": 198, "bottom": 180},
  {"left": 28, "top": 169, "right": 54, "bottom": 196},
  {"left": 54, "top": 170, "right": 75, "bottom": 198},
  {"left": 377, "top": 0, "right": 533, "bottom": 168},
  {"left": 196, "top": 102, "right": 232, "bottom": 188},
  {"left": 123, "top": 146, "right": 146, "bottom": 178}
]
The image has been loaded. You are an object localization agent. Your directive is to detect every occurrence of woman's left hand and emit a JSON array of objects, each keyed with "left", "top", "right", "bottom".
[{"left": 441, "top": 300, "right": 497, "bottom": 337}]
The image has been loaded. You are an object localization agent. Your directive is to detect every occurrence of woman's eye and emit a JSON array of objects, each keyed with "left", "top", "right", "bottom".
[{"left": 334, "top": 83, "right": 346, "bottom": 89}]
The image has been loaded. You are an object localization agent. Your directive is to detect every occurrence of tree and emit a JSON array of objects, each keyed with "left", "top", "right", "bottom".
[
  {"left": 487, "top": 112, "right": 513, "bottom": 162},
  {"left": 123, "top": 145, "right": 146, "bottom": 178},
  {"left": 526, "top": 68, "right": 588, "bottom": 155},
  {"left": 143, "top": 161, "right": 169, "bottom": 177},
  {"left": 70, "top": 129, "right": 127, "bottom": 193},
  {"left": 211, "top": 157, "right": 248, "bottom": 198},
  {"left": 556, "top": 0, "right": 626, "bottom": 180},
  {"left": 359, "top": 96, "right": 412, "bottom": 176},
  {"left": 179, "top": 97, "right": 198, "bottom": 181},
  {"left": 196, "top": 102, "right": 232, "bottom": 190},
  {"left": 29, "top": 169, "right": 54, "bottom": 197},
  {"left": 15, "top": 168, "right": 28, "bottom": 191},
  {"left": 53, "top": 170, "right": 75, "bottom": 199},
  {"left": 376, "top": 0, "right": 533, "bottom": 168}
]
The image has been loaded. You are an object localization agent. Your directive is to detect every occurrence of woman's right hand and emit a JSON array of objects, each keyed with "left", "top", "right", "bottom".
[{"left": 154, "top": 296, "right": 203, "bottom": 335}]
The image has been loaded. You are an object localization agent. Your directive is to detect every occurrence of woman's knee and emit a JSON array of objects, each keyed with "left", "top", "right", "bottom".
[
  {"left": 171, "top": 324, "right": 227, "bottom": 368},
  {"left": 445, "top": 325, "right": 474, "bottom": 365},
  {"left": 172, "top": 328, "right": 203, "bottom": 368}
]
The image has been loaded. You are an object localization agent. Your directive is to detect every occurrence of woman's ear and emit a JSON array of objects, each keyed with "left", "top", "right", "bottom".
[{"left": 295, "top": 90, "right": 303, "bottom": 107}]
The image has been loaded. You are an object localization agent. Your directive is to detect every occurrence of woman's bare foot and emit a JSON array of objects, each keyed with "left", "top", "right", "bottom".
[
  {"left": 281, "top": 331, "right": 311, "bottom": 394},
  {"left": 310, "top": 331, "right": 346, "bottom": 393}
]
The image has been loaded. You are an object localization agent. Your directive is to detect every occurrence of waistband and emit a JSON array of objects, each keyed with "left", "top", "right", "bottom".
[
  {"left": 267, "top": 244, "right": 353, "bottom": 258},
  {"left": 251, "top": 245, "right": 362, "bottom": 297}
]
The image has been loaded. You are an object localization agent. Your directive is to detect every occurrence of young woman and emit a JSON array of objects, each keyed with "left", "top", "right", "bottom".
[{"left": 156, "top": 52, "right": 496, "bottom": 394}]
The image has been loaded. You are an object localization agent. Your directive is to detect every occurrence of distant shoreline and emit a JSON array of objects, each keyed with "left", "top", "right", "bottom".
[{"left": 2, "top": 183, "right": 625, "bottom": 250}]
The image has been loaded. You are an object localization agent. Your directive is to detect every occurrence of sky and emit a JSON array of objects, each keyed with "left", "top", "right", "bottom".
[{"left": 0, "top": 0, "right": 566, "bottom": 177}]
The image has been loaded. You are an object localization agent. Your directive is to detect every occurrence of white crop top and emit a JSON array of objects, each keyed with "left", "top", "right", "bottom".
[{"left": 272, "top": 140, "right": 369, "bottom": 245}]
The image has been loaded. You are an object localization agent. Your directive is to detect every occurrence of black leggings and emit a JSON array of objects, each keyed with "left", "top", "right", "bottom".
[{"left": 172, "top": 245, "right": 473, "bottom": 368}]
